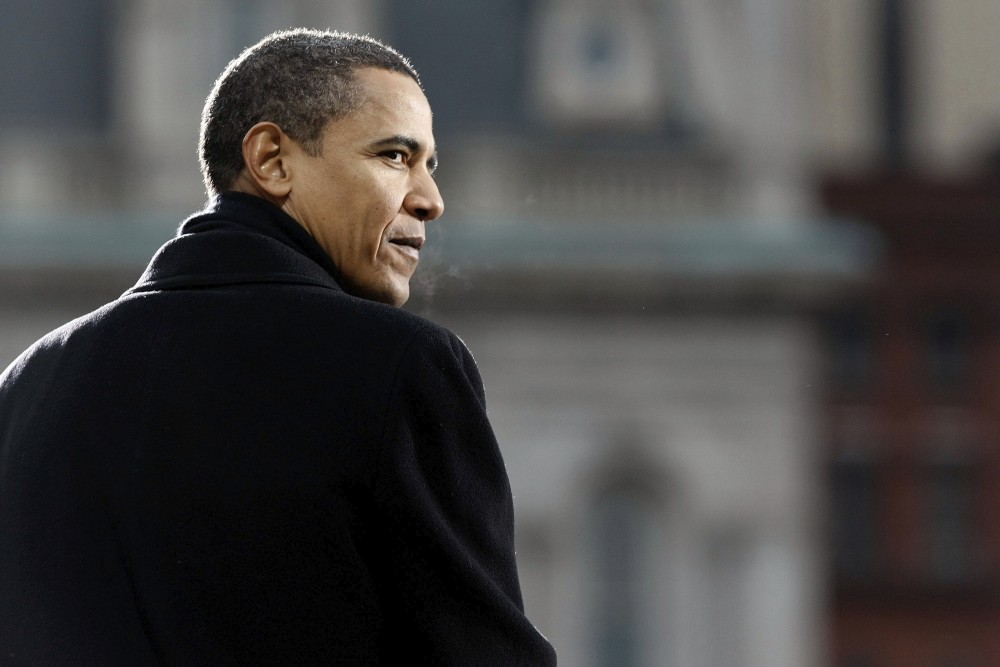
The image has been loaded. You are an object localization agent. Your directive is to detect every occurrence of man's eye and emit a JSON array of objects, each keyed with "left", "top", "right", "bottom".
[{"left": 384, "top": 150, "right": 406, "bottom": 163}]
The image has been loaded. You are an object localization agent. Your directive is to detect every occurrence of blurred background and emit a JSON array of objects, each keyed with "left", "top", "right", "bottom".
[{"left": 2, "top": 0, "right": 1000, "bottom": 665}]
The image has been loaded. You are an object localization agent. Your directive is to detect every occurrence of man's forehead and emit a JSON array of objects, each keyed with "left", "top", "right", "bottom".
[
  {"left": 354, "top": 68, "right": 430, "bottom": 113},
  {"left": 347, "top": 70, "right": 435, "bottom": 146}
]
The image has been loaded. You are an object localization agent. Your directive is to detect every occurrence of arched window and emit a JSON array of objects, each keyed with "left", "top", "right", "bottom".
[{"left": 586, "top": 478, "right": 660, "bottom": 667}]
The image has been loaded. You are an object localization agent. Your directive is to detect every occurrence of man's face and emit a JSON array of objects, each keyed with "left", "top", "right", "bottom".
[{"left": 284, "top": 67, "right": 443, "bottom": 306}]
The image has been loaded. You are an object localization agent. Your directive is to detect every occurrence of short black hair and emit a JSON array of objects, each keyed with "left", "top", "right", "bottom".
[{"left": 198, "top": 28, "right": 421, "bottom": 196}]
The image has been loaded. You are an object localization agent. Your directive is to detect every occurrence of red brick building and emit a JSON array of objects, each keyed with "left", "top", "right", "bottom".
[{"left": 821, "top": 174, "right": 1000, "bottom": 667}]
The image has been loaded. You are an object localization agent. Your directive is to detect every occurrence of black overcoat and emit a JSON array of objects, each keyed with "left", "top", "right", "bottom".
[{"left": 0, "top": 193, "right": 556, "bottom": 665}]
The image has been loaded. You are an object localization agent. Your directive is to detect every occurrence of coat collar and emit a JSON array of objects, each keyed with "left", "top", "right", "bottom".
[{"left": 125, "top": 193, "right": 344, "bottom": 295}]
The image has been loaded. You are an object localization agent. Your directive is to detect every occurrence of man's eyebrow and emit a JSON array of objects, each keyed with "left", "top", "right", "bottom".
[
  {"left": 371, "top": 134, "right": 424, "bottom": 153},
  {"left": 371, "top": 134, "right": 439, "bottom": 172}
]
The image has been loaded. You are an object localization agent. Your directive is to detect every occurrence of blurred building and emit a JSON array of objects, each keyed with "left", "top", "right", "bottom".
[
  {"left": 822, "top": 175, "right": 1000, "bottom": 666},
  {"left": 816, "top": 2, "right": 1000, "bottom": 666},
  {"left": 3, "top": 1, "right": 1000, "bottom": 666}
]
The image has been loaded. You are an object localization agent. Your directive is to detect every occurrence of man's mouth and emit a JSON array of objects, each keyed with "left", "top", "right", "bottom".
[
  {"left": 389, "top": 236, "right": 424, "bottom": 250},
  {"left": 388, "top": 236, "right": 424, "bottom": 259}
]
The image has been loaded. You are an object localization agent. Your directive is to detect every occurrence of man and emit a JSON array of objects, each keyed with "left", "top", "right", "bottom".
[{"left": 0, "top": 29, "right": 556, "bottom": 665}]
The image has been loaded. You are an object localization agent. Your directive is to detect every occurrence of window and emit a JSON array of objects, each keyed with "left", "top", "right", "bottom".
[
  {"left": 831, "top": 451, "right": 879, "bottom": 581},
  {"left": 923, "top": 307, "right": 972, "bottom": 396},
  {"left": 823, "top": 309, "right": 875, "bottom": 395},
  {"left": 529, "top": 0, "right": 671, "bottom": 128},
  {"left": 925, "top": 456, "right": 975, "bottom": 582},
  {"left": 588, "top": 483, "right": 657, "bottom": 667}
]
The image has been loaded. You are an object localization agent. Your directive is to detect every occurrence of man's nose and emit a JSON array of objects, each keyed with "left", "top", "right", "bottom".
[{"left": 404, "top": 175, "right": 444, "bottom": 222}]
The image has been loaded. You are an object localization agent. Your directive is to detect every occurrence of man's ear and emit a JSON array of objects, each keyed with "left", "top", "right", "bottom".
[{"left": 240, "top": 122, "right": 294, "bottom": 198}]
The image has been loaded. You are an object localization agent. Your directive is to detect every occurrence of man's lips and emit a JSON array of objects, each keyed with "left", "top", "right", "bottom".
[
  {"left": 388, "top": 236, "right": 425, "bottom": 250},
  {"left": 387, "top": 236, "right": 424, "bottom": 260}
]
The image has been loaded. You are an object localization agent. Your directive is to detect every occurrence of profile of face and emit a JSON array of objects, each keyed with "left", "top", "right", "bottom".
[{"left": 281, "top": 68, "right": 444, "bottom": 306}]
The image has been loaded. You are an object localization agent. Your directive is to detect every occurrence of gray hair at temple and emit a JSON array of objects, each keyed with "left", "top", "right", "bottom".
[{"left": 198, "top": 28, "right": 421, "bottom": 197}]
